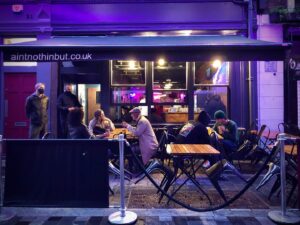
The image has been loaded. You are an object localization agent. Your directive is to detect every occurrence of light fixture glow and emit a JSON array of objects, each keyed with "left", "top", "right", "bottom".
[
  {"left": 128, "top": 60, "right": 136, "bottom": 70},
  {"left": 177, "top": 30, "right": 193, "bottom": 36},
  {"left": 212, "top": 59, "right": 222, "bottom": 69},
  {"left": 158, "top": 58, "right": 166, "bottom": 66}
]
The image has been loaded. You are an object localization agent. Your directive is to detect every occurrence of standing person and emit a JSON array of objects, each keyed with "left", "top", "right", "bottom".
[
  {"left": 213, "top": 110, "right": 238, "bottom": 156},
  {"left": 25, "top": 83, "right": 49, "bottom": 139},
  {"left": 57, "top": 83, "right": 82, "bottom": 138},
  {"left": 122, "top": 107, "right": 158, "bottom": 165}
]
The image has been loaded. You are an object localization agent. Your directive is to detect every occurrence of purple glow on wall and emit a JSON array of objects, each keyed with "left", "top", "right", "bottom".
[{"left": 51, "top": 3, "right": 244, "bottom": 24}]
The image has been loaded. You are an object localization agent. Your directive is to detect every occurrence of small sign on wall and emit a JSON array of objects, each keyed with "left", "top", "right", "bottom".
[{"left": 265, "top": 61, "right": 277, "bottom": 73}]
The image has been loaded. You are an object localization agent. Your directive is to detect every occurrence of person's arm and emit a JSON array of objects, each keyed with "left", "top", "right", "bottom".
[
  {"left": 108, "top": 119, "right": 115, "bottom": 131},
  {"left": 46, "top": 97, "right": 49, "bottom": 110},
  {"left": 25, "top": 97, "right": 31, "bottom": 118},
  {"left": 57, "top": 94, "right": 68, "bottom": 111},
  {"left": 73, "top": 95, "right": 82, "bottom": 108},
  {"left": 222, "top": 122, "right": 237, "bottom": 142},
  {"left": 88, "top": 119, "right": 96, "bottom": 134},
  {"left": 126, "top": 120, "right": 147, "bottom": 137}
]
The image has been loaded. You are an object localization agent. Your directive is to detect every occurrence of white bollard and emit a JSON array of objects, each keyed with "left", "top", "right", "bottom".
[
  {"left": 108, "top": 134, "right": 137, "bottom": 224},
  {"left": 268, "top": 133, "right": 300, "bottom": 224}
]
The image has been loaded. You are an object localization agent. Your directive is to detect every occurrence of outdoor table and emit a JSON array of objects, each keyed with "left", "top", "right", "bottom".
[
  {"left": 166, "top": 144, "right": 220, "bottom": 204},
  {"left": 108, "top": 128, "right": 135, "bottom": 139}
]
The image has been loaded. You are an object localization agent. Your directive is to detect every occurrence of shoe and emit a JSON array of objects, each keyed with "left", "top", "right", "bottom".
[{"left": 202, "top": 160, "right": 211, "bottom": 169}]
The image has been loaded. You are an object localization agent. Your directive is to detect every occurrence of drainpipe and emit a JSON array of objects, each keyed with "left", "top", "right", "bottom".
[{"left": 247, "top": 0, "right": 254, "bottom": 126}]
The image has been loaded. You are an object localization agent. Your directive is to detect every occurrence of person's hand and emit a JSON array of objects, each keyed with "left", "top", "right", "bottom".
[
  {"left": 104, "top": 131, "right": 110, "bottom": 138},
  {"left": 218, "top": 126, "right": 225, "bottom": 134},
  {"left": 122, "top": 121, "right": 128, "bottom": 128},
  {"left": 68, "top": 107, "right": 75, "bottom": 111}
]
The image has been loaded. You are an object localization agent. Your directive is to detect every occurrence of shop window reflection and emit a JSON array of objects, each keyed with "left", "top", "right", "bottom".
[
  {"left": 194, "top": 87, "right": 228, "bottom": 120},
  {"left": 153, "top": 61, "right": 187, "bottom": 90},
  {"left": 112, "top": 87, "right": 146, "bottom": 104},
  {"left": 111, "top": 60, "right": 146, "bottom": 86},
  {"left": 153, "top": 91, "right": 186, "bottom": 104},
  {"left": 194, "top": 61, "right": 229, "bottom": 85}
]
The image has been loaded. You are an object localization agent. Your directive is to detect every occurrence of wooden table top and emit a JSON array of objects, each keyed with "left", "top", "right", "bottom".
[
  {"left": 167, "top": 144, "right": 220, "bottom": 156},
  {"left": 285, "top": 144, "right": 297, "bottom": 155},
  {"left": 108, "top": 128, "right": 135, "bottom": 139}
]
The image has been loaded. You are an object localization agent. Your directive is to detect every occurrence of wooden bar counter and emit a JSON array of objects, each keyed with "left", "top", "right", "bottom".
[{"left": 164, "top": 112, "right": 199, "bottom": 123}]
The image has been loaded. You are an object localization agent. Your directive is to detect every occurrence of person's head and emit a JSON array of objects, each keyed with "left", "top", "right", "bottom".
[
  {"left": 94, "top": 109, "right": 105, "bottom": 121},
  {"left": 68, "top": 108, "right": 84, "bottom": 126},
  {"left": 121, "top": 106, "right": 130, "bottom": 114},
  {"left": 64, "top": 83, "right": 73, "bottom": 92},
  {"left": 214, "top": 110, "right": 227, "bottom": 124},
  {"left": 197, "top": 111, "right": 211, "bottom": 127},
  {"left": 129, "top": 107, "right": 141, "bottom": 121},
  {"left": 35, "top": 83, "right": 45, "bottom": 95}
]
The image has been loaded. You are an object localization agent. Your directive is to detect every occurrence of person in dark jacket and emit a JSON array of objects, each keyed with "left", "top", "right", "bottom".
[
  {"left": 68, "top": 108, "right": 92, "bottom": 139},
  {"left": 185, "top": 111, "right": 211, "bottom": 144},
  {"left": 213, "top": 110, "right": 238, "bottom": 156},
  {"left": 25, "top": 83, "right": 49, "bottom": 139},
  {"left": 57, "top": 83, "right": 82, "bottom": 138}
]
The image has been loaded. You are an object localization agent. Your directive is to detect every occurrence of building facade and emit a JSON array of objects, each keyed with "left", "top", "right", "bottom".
[{"left": 0, "top": 0, "right": 297, "bottom": 138}]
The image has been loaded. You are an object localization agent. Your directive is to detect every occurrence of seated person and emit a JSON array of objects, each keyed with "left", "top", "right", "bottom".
[
  {"left": 88, "top": 109, "right": 115, "bottom": 135},
  {"left": 185, "top": 111, "right": 211, "bottom": 144},
  {"left": 213, "top": 110, "right": 238, "bottom": 157},
  {"left": 185, "top": 111, "right": 213, "bottom": 168},
  {"left": 122, "top": 107, "right": 158, "bottom": 165},
  {"left": 68, "top": 108, "right": 109, "bottom": 139},
  {"left": 175, "top": 111, "right": 211, "bottom": 144}
]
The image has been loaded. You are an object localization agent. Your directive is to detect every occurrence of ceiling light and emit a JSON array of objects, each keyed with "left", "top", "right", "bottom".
[
  {"left": 212, "top": 59, "right": 222, "bottom": 69},
  {"left": 128, "top": 60, "right": 136, "bottom": 70},
  {"left": 158, "top": 58, "right": 166, "bottom": 66}
]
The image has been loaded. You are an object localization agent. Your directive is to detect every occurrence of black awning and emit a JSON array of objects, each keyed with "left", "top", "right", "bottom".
[{"left": 0, "top": 35, "right": 291, "bottom": 62}]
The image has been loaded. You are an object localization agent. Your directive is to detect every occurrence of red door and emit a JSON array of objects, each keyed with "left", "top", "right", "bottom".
[{"left": 4, "top": 73, "right": 36, "bottom": 138}]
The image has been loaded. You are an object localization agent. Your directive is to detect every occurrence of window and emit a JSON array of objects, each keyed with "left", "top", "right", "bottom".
[
  {"left": 194, "top": 61, "right": 229, "bottom": 85},
  {"left": 153, "top": 61, "right": 187, "bottom": 90},
  {"left": 111, "top": 60, "right": 146, "bottom": 86},
  {"left": 111, "top": 86, "right": 146, "bottom": 104},
  {"left": 194, "top": 86, "right": 228, "bottom": 120},
  {"left": 153, "top": 61, "right": 187, "bottom": 104}
]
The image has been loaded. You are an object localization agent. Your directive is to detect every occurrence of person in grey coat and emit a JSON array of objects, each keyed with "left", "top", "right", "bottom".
[
  {"left": 25, "top": 83, "right": 49, "bottom": 139},
  {"left": 122, "top": 107, "right": 158, "bottom": 165}
]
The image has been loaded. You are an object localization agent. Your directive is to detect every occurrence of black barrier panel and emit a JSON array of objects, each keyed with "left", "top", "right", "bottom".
[{"left": 3, "top": 139, "right": 109, "bottom": 208}]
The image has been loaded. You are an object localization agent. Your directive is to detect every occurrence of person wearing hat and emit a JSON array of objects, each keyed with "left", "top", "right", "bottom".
[
  {"left": 122, "top": 107, "right": 158, "bottom": 165},
  {"left": 213, "top": 110, "right": 238, "bottom": 157}
]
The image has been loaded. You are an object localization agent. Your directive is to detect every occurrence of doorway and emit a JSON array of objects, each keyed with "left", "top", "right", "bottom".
[
  {"left": 78, "top": 84, "right": 101, "bottom": 125},
  {"left": 4, "top": 73, "right": 36, "bottom": 138}
]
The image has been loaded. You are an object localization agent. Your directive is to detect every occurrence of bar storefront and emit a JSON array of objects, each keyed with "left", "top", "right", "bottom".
[{"left": 1, "top": 35, "right": 288, "bottom": 136}]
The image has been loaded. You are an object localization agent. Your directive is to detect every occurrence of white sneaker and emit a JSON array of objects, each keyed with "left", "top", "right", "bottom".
[{"left": 202, "top": 160, "right": 211, "bottom": 168}]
